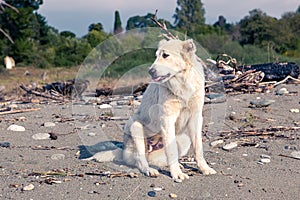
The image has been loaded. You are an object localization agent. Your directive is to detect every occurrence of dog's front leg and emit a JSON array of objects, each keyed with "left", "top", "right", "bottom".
[
  {"left": 130, "top": 121, "right": 159, "bottom": 177},
  {"left": 188, "top": 111, "right": 217, "bottom": 175},
  {"left": 161, "top": 116, "right": 189, "bottom": 180}
]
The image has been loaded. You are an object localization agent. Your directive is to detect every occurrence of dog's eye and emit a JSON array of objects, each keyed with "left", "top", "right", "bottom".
[{"left": 162, "top": 53, "right": 169, "bottom": 59}]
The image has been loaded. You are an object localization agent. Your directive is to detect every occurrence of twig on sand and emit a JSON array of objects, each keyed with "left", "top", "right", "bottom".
[
  {"left": 278, "top": 154, "right": 300, "bottom": 161},
  {"left": 0, "top": 107, "right": 40, "bottom": 115},
  {"left": 273, "top": 75, "right": 300, "bottom": 87},
  {"left": 216, "top": 126, "right": 300, "bottom": 139},
  {"left": 125, "top": 184, "right": 141, "bottom": 200}
]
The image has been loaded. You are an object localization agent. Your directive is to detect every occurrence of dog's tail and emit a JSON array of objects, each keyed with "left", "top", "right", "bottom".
[{"left": 82, "top": 148, "right": 123, "bottom": 162}]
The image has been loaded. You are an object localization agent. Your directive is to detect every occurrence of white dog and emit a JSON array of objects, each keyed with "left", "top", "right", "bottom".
[{"left": 85, "top": 39, "right": 217, "bottom": 180}]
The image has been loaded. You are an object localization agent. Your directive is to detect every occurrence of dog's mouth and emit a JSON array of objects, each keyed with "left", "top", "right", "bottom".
[{"left": 151, "top": 73, "right": 171, "bottom": 82}]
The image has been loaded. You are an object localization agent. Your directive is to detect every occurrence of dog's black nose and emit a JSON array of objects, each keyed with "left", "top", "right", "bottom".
[{"left": 148, "top": 67, "right": 157, "bottom": 76}]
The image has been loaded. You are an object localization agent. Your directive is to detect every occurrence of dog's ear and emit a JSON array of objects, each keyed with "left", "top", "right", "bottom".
[
  {"left": 181, "top": 39, "right": 196, "bottom": 63},
  {"left": 182, "top": 39, "right": 196, "bottom": 53}
]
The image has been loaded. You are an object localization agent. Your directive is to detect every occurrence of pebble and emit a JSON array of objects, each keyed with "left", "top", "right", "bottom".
[
  {"left": 228, "top": 112, "right": 236, "bottom": 120},
  {"left": 174, "top": 178, "right": 183, "bottom": 183},
  {"left": 260, "top": 154, "right": 271, "bottom": 159},
  {"left": 51, "top": 154, "right": 65, "bottom": 160},
  {"left": 43, "top": 122, "right": 56, "bottom": 127},
  {"left": 222, "top": 142, "right": 238, "bottom": 151},
  {"left": 249, "top": 100, "right": 275, "bottom": 108},
  {"left": 290, "top": 108, "right": 299, "bottom": 113},
  {"left": 88, "top": 132, "right": 96, "bottom": 137},
  {"left": 153, "top": 187, "right": 163, "bottom": 191},
  {"left": 7, "top": 124, "right": 25, "bottom": 132},
  {"left": 99, "top": 104, "right": 112, "bottom": 109},
  {"left": 147, "top": 191, "right": 156, "bottom": 197},
  {"left": 18, "top": 116, "right": 27, "bottom": 122},
  {"left": 22, "top": 184, "right": 34, "bottom": 191},
  {"left": 0, "top": 142, "right": 10, "bottom": 148},
  {"left": 169, "top": 193, "right": 177, "bottom": 199},
  {"left": 260, "top": 158, "right": 271, "bottom": 163},
  {"left": 291, "top": 151, "right": 300, "bottom": 159},
  {"left": 32, "top": 133, "right": 50, "bottom": 140},
  {"left": 210, "top": 140, "right": 224, "bottom": 147},
  {"left": 276, "top": 88, "right": 289, "bottom": 95}
]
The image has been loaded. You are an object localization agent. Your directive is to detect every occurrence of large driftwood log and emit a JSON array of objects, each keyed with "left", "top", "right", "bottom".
[{"left": 238, "top": 62, "right": 299, "bottom": 81}]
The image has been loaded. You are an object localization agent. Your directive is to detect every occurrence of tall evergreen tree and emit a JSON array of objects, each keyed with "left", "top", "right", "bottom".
[
  {"left": 113, "top": 10, "right": 123, "bottom": 34},
  {"left": 173, "top": 0, "right": 206, "bottom": 36}
]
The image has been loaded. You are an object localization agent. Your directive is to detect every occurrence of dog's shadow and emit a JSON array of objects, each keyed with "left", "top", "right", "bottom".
[{"left": 78, "top": 141, "right": 123, "bottom": 160}]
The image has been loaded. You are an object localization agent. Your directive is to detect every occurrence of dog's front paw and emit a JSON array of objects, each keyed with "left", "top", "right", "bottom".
[
  {"left": 201, "top": 167, "right": 217, "bottom": 175},
  {"left": 170, "top": 165, "right": 189, "bottom": 180},
  {"left": 143, "top": 167, "right": 159, "bottom": 177}
]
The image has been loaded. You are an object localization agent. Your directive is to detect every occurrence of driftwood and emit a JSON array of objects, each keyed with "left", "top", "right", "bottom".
[
  {"left": 215, "top": 126, "right": 300, "bottom": 139},
  {"left": 96, "top": 82, "right": 149, "bottom": 97},
  {"left": 20, "top": 84, "right": 67, "bottom": 102},
  {"left": 238, "top": 62, "right": 299, "bottom": 82},
  {"left": 43, "top": 79, "right": 89, "bottom": 98},
  {"left": 0, "top": 107, "right": 40, "bottom": 115}
]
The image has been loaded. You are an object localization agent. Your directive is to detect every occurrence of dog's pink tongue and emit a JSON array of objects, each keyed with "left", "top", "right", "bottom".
[{"left": 153, "top": 77, "right": 161, "bottom": 82}]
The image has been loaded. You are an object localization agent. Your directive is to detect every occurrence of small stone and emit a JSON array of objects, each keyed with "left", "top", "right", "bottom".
[
  {"left": 49, "top": 132, "right": 58, "bottom": 140},
  {"left": 290, "top": 109, "right": 299, "bottom": 113},
  {"left": 153, "top": 187, "right": 163, "bottom": 191},
  {"left": 147, "top": 191, "right": 156, "bottom": 197},
  {"left": 222, "top": 142, "right": 238, "bottom": 151},
  {"left": 260, "top": 154, "right": 271, "bottom": 159},
  {"left": 7, "top": 124, "right": 25, "bottom": 132},
  {"left": 169, "top": 193, "right": 177, "bottom": 199},
  {"left": 174, "top": 178, "right": 182, "bottom": 183},
  {"left": 238, "top": 183, "right": 244, "bottom": 187},
  {"left": 117, "top": 100, "right": 129, "bottom": 106},
  {"left": 210, "top": 140, "right": 224, "bottom": 147},
  {"left": 242, "top": 153, "right": 248, "bottom": 157},
  {"left": 291, "top": 151, "right": 300, "bottom": 159},
  {"left": 276, "top": 88, "right": 289, "bottom": 95},
  {"left": 0, "top": 142, "right": 10, "bottom": 148},
  {"left": 249, "top": 100, "right": 275, "bottom": 108},
  {"left": 22, "top": 184, "right": 34, "bottom": 191},
  {"left": 99, "top": 104, "right": 112, "bottom": 109},
  {"left": 228, "top": 112, "right": 236, "bottom": 120},
  {"left": 43, "top": 122, "right": 56, "bottom": 127},
  {"left": 260, "top": 158, "right": 271, "bottom": 163},
  {"left": 18, "top": 117, "right": 27, "bottom": 122},
  {"left": 88, "top": 132, "right": 96, "bottom": 137},
  {"left": 51, "top": 154, "right": 65, "bottom": 160},
  {"left": 32, "top": 133, "right": 50, "bottom": 140}
]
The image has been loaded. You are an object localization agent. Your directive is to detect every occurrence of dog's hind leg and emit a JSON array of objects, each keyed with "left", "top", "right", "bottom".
[
  {"left": 82, "top": 148, "right": 122, "bottom": 162},
  {"left": 127, "top": 121, "right": 159, "bottom": 177}
]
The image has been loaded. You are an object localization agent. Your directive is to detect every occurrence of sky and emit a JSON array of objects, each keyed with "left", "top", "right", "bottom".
[{"left": 39, "top": 0, "right": 299, "bottom": 37}]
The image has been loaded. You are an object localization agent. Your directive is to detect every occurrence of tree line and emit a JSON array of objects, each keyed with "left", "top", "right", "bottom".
[{"left": 0, "top": 0, "right": 299, "bottom": 70}]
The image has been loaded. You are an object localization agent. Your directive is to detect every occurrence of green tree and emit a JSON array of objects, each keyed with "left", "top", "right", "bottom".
[
  {"left": 85, "top": 29, "right": 108, "bottom": 48},
  {"left": 126, "top": 13, "right": 173, "bottom": 30},
  {"left": 88, "top": 23, "right": 103, "bottom": 32},
  {"left": 239, "top": 9, "right": 277, "bottom": 46},
  {"left": 173, "top": 0, "right": 206, "bottom": 36},
  {"left": 60, "top": 31, "right": 76, "bottom": 38},
  {"left": 113, "top": 10, "right": 123, "bottom": 34}
]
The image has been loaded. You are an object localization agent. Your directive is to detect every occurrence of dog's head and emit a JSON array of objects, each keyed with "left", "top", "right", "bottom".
[{"left": 148, "top": 39, "right": 196, "bottom": 83}]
